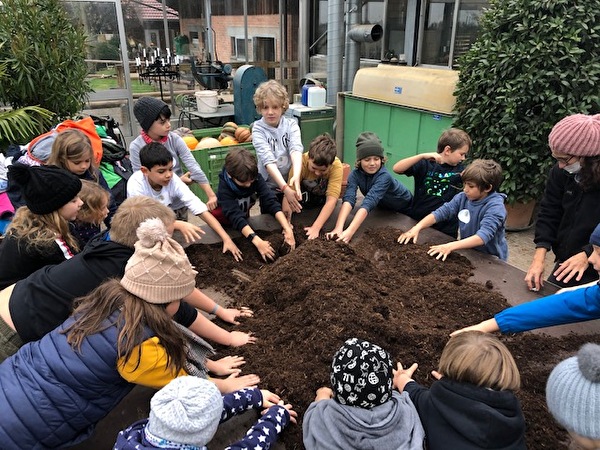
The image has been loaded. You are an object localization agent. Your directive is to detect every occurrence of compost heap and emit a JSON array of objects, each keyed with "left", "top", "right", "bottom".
[{"left": 186, "top": 226, "right": 600, "bottom": 450}]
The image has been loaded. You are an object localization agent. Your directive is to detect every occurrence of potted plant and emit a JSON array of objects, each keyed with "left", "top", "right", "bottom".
[{"left": 453, "top": 0, "right": 600, "bottom": 228}]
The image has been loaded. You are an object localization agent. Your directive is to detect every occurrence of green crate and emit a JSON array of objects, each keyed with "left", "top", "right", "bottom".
[{"left": 183, "top": 128, "right": 255, "bottom": 202}]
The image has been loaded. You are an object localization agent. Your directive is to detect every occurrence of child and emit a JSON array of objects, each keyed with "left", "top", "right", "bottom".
[
  {"left": 252, "top": 79, "right": 303, "bottom": 214},
  {"left": 213, "top": 147, "right": 295, "bottom": 262},
  {"left": 71, "top": 179, "right": 110, "bottom": 248},
  {"left": 398, "top": 159, "right": 508, "bottom": 261},
  {"left": 451, "top": 223, "right": 600, "bottom": 336},
  {"left": 0, "top": 163, "right": 82, "bottom": 289},
  {"left": 114, "top": 376, "right": 297, "bottom": 449},
  {"left": 303, "top": 337, "right": 424, "bottom": 449},
  {"left": 394, "top": 331, "right": 526, "bottom": 450},
  {"left": 130, "top": 96, "right": 218, "bottom": 211},
  {"left": 0, "top": 197, "right": 255, "bottom": 379},
  {"left": 326, "top": 132, "right": 412, "bottom": 243},
  {"left": 46, "top": 128, "right": 116, "bottom": 224},
  {"left": 546, "top": 343, "right": 600, "bottom": 450},
  {"left": 283, "top": 133, "right": 344, "bottom": 239},
  {"left": 393, "top": 128, "right": 471, "bottom": 237},
  {"left": 127, "top": 142, "right": 242, "bottom": 261},
  {"left": 0, "top": 218, "right": 240, "bottom": 449}
]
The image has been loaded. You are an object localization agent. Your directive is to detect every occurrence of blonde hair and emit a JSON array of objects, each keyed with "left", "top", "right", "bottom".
[
  {"left": 438, "top": 331, "right": 521, "bottom": 391},
  {"left": 253, "top": 80, "right": 290, "bottom": 113},
  {"left": 47, "top": 129, "right": 98, "bottom": 181},
  {"left": 5, "top": 205, "right": 79, "bottom": 253},
  {"left": 109, "top": 197, "right": 176, "bottom": 248},
  {"left": 76, "top": 180, "right": 110, "bottom": 226}
]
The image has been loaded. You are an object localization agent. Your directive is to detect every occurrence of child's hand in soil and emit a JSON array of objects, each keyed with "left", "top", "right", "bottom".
[
  {"left": 230, "top": 330, "right": 257, "bottom": 346},
  {"left": 213, "top": 373, "right": 260, "bottom": 394},
  {"left": 398, "top": 228, "right": 419, "bottom": 244},
  {"left": 304, "top": 224, "right": 321, "bottom": 240},
  {"left": 218, "top": 306, "right": 254, "bottom": 325},
  {"left": 325, "top": 227, "right": 342, "bottom": 241},
  {"left": 427, "top": 243, "right": 455, "bottom": 261},
  {"left": 265, "top": 403, "right": 298, "bottom": 424},
  {"left": 333, "top": 229, "right": 354, "bottom": 244},
  {"left": 314, "top": 387, "right": 333, "bottom": 402},
  {"left": 260, "top": 389, "right": 282, "bottom": 408},
  {"left": 283, "top": 228, "right": 296, "bottom": 250},
  {"left": 223, "top": 239, "right": 243, "bottom": 262},
  {"left": 393, "top": 362, "right": 418, "bottom": 392},
  {"left": 255, "top": 237, "right": 276, "bottom": 261},
  {"left": 207, "top": 355, "right": 246, "bottom": 376}
]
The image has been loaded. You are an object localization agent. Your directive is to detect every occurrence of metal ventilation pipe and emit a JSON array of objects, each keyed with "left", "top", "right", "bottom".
[
  {"left": 344, "top": 20, "right": 384, "bottom": 91},
  {"left": 326, "top": 0, "right": 344, "bottom": 105}
]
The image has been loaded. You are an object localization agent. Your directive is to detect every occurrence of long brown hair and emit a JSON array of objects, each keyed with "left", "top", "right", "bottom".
[
  {"left": 64, "top": 278, "right": 186, "bottom": 374},
  {"left": 578, "top": 156, "right": 600, "bottom": 191}
]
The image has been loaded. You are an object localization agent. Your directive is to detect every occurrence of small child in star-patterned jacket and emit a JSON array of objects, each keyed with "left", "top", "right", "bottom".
[
  {"left": 303, "top": 338, "right": 425, "bottom": 450},
  {"left": 114, "top": 376, "right": 297, "bottom": 450}
]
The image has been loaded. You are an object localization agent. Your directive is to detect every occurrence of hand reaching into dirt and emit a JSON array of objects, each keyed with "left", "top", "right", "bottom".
[
  {"left": 260, "top": 389, "right": 282, "bottom": 408},
  {"left": 427, "top": 242, "right": 456, "bottom": 261},
  {"left": 450, "top": 318, "right": 500, "bottom": 336},
  {"left": 283, "top": 186, "right": 302, "bottom": 213},
  {"left": 206, "top": 355, "right": 246, "bottom": 376},
  {"left": 431, "top": 370, "right": 443, "bottom": 380},
  {"left": 173, "top": 220, "right": 205, "bottom": 243},
  {"left": 213, "top": 372, "right": 260, "bottom": 394},
  {"left": 525, "top": 250, "right": 547, "bottom": 291},
  {"left": 222, "top": 238, "right": 243, "bottom": 262},
  {"left": 217, "top": 306, "right": 254, "bottom": 325},
  {"left": 262, "top": 403, "right": 298, "bottom": 424},
  {"left": 254, "top": 237, "right": 276, "bottom": 262},
  {"left": 332, "top": 229, "right": 354, "bottom": 244},
  {"left": 314, "top": 387, "right": 333, "bottom": 402},
  {"left": 398, "top": 227, "right": 419, "bottom": 244},
  {"left": 230, "top": 330, "right": 257, "bottom": 346},
  {"left": 304, "top": 225, "right": 321, "bottom": 240},
  {"left": 283, "top": 228, "right": 296, "bottom": 250},
  {"left": 325, "top": 228, "right": 343, "bottom": 241},
  {"left": 393, "top": 362, "right": 418, "bottom": 392}
]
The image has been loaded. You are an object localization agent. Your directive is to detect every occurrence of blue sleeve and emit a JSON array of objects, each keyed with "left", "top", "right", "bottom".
[
  {"left": 495, "top": 284, "right": 600, "bottom": 333},
  {"left": 220, "top": 387, "right": 263, "bottom": 423},
  {"left": 360, "top": 170, "right": 394, "bottom": 212},
  {"left": 256, "top": 175, "right": 282, "bottom": 215},
  {"left": 342, "top": 169, "right": 359, "bottom": 207},
  {"left": 403, "top": 380, "right": 430, "bottom": 417},
  {"left": 225, "top": 405, "right": 290, "bottom": 450},
  {"left": 432, "top": 193, "right": 463, "bottom": 223}
]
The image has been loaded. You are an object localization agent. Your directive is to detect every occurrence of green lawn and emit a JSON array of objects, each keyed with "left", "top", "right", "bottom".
[{"left": 88, "top": 68, "right": 160, "bottom": 94}]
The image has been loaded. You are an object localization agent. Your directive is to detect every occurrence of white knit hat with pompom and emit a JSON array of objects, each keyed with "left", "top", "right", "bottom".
[{"left": 120, "top": 217, "right": 197, "bottom": 303}]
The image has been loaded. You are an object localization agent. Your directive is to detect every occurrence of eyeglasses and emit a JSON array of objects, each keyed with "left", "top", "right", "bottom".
[{"left": 552, "top": 154, "right": 576, "bottom": 165}]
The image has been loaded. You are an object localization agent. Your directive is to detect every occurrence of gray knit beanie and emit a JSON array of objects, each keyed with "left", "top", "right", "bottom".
[
  {"left": 546, "top": 343, "right": 600, "bottom": 440},
  {"left": 120, "top": 218, "right": 197, "bottom": 303},
  {"left": 330, "top": 338, "right": 394, "bottom": 409},
  {"left": 145, "top": 376, "right": 223, "bottom": 447},
  {"left": 355, "top": 132, "right": 384, "bottom": 160},
  {"left": 134, "top": 96, "right": 169, "bottom": 132}
]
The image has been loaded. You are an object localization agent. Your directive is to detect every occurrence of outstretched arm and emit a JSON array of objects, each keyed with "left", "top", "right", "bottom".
[
  {"left": 326, "top": 201, "right": 353, "bottom": 241},
  {"left": 188, "top": 313, "right": 256, "bottom": 346},
  {"left": 398, "top": 213, "right": 437, "bottom": 244},
  {"left": 393, "top": 152, "right": 440, "bottom": 174},
  {"left": 183, "top": 288, "right": 253, "bottom": 325},
  {"left": 450, "top": 318, "right": 500, "bottom": 336},
  {"left": 199, "top": 211, "right": 243, "bottom": 261},
  {"left": 427, "top": 234, "right": 485, "bottom": 261}
]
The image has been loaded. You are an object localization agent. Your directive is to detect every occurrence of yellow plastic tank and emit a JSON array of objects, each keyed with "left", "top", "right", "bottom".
[{"left": 352, "top": 65, "right": 459, "bottom": 114}]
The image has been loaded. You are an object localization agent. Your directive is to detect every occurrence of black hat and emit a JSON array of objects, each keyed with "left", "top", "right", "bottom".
[
  {"left": 134, "top": 96, "right": 169, "bottom": 132},
  {"left": 356, "top": 132, "right": 384, "bottom": 160},
  {"left": 330, "top": 338, "right": 394, "bottom": 409},
  {"left": 8, "top": 163, "right": 82, "bottom": 215}
]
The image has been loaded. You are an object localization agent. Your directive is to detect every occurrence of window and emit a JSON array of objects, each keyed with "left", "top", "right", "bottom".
[{"left": 230, "top": 37, "right": 251, "bottom": 60}]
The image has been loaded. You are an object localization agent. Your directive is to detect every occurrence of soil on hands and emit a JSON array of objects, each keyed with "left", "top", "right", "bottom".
[{"left": 186, "top": 225, "right": 599, "bottom": 449}]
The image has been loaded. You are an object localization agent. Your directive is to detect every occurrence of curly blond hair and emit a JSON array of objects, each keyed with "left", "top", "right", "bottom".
[
  {"left": 76, "top": 180, "right": 110, "bottom": 226},
  {"left": 253, "top": 80, "right": 290, "bottom": 112}
]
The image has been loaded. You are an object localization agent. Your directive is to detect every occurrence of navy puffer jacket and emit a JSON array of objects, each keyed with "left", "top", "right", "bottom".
[{"left": 0, "top": 313, "right": 153, "bottom": 450}]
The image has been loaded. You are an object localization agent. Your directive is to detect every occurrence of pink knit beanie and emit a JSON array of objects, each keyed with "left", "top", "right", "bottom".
[
  {"left": 548, "top": 114, "right": 600, "bottom": 157},
  {"left": 120, "top": 218, "right": 197, "bottom": 304}
]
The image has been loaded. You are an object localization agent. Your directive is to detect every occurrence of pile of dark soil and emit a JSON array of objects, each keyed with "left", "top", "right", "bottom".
[{"left": 186, "top": 225, "right": 600, "bottom": 449}]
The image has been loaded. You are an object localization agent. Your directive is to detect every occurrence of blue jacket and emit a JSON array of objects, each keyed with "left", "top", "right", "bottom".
[
  {"left": 343, "top": 166, "right": 412, "bottom": 213},
  {"left": 0, "top": 314, "right": 153, "bottom": 449},
  {"left": 433, "top": 191, "right": 508, "bottom": 260},
  {"left": 496, "top": 283, "right": 600, "bottom": 333}
]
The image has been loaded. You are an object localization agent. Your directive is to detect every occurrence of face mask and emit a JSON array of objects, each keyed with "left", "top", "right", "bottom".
[{"left": 563, "top": 161, "right": 581, "bottom": 174}]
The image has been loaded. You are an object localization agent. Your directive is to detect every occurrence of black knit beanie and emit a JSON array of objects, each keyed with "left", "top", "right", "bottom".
[
  {"left": 8, "top": 163, "right": 82, "bottom": 215},
  {"left": 330, "top": 337, "right": 394, "bottom": 409},
  {"left": 356, "top": 132, "right": 384, "bottom": 160},
  {"left": 134, "top": 96, "right": 169, "bottom": 132}
]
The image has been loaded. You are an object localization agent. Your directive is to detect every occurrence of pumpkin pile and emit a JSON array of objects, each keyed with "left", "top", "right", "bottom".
[{"left": 193, "top": 121, "right": 253, "bottom": 150}]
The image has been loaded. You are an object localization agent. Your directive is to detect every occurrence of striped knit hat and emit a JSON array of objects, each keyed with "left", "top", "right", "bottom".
[
  {"left": 546, "top": 343, "right": 600, "bottom": 440},
  {"left": 120, "top": 218, "right": 197, "bottom": 303},
  {"left": 548, "top": 114, "right": 600, "bottom": 157}
]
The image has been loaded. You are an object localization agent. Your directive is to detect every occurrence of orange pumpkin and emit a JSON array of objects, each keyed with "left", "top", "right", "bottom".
[
  {"left": 220, "top": 136, "right": 239, "bottom": 146},
  {"left": 234, "top": 127, "right": 251, "bottom": 143},
  {"left": 182, "top": 135, "right": 199, "bottom": 150}
]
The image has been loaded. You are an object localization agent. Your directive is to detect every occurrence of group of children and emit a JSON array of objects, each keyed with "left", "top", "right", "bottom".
[{"left": 0, "top": 77, "right": 598, "bottom": 448}]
